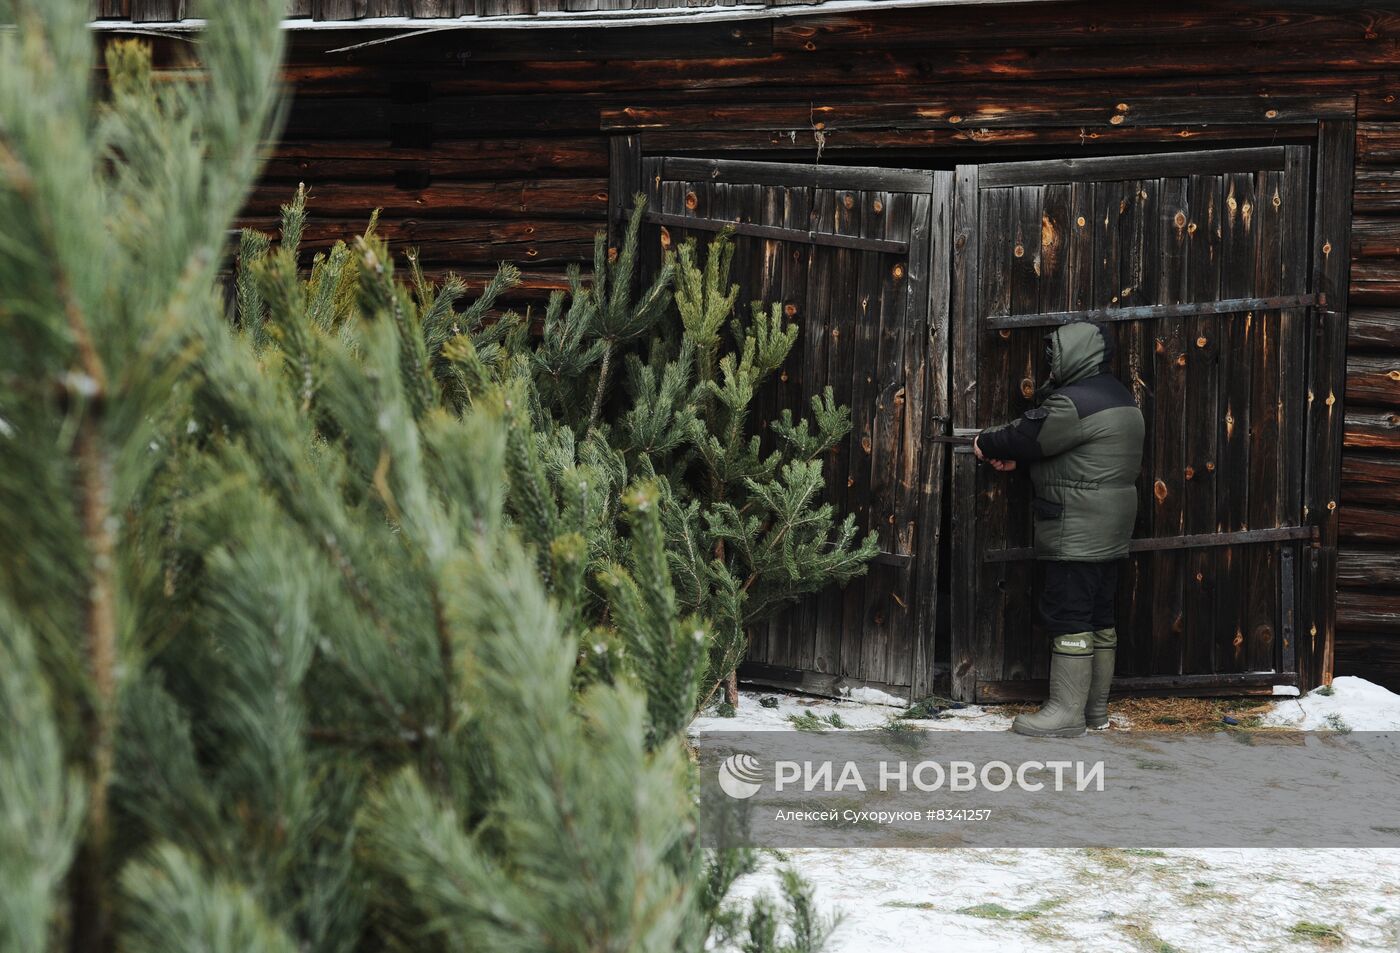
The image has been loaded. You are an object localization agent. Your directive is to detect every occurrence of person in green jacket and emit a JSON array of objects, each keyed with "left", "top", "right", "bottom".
[{"left": 974, "top": 321, "right": 1145, "bottom": 737}]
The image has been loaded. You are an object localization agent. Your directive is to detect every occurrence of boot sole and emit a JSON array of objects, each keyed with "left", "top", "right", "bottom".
[{"left": 1011, "top": 722, "right": 1087, "bottom": 738}]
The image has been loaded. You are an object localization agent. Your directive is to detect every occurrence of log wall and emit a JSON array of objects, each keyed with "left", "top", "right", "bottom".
[{"left": 120, "top": 0, "right": 1400, "bottom": 689}]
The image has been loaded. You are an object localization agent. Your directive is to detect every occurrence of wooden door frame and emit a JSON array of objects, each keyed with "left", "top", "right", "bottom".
[{"left": 605, "top": 94, "right": 1357, "bottom": 701}]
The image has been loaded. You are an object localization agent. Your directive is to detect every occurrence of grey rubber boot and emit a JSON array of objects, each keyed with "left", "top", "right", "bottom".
[
  {"left": 1012, "top": 632, "right": 1093, "bottom": 738},
  {"left": 1084, "top": 627, "right": 1117, "bottom": 730}
]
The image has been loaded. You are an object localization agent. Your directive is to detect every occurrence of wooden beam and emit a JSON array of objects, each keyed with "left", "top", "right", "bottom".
[
  {"left": 607, "top": 133, "right": 641, "bottom": 250},
  {"left": 975, "top": 670, "right": 1297, "bottom": 702},
  {"left": 1339, "top": 547, "right": 1400, "bottom": 589},
  {"left": 977, "top": 146, "right": 1287, "bottom": 187},
  {"left": 602, "top": 95, "right": 1356, "bottom": 132},
  {"left": 983, "top": 293, "right": 1318, "bottom": 329},
  {"left": 1344, "top": 409, "right": 1400, "bottom": 450},
  {"left": 948, "top": 163, "right": 980, "bottom": 703},
  {"left": 984, "top": 525, "right": 1316, "bottom": 563},
  {"left": 658, "top": 156, "right": 935, "bottom": 193},
  {"left": 641, "top": 210, "right": 909, "bottom": 254}
]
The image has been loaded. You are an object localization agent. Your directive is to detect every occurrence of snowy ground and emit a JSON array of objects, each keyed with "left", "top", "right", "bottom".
[{"left": 695, "top": 677, "right": 1400, "bottom": 952}]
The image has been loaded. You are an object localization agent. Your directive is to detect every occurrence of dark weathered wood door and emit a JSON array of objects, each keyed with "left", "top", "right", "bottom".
[
  {"left": 640, "top": 157, "right": 953, "bottom": 701},
  {"left": 950, "top": 146, "right": 1318, "bottom": 701}
]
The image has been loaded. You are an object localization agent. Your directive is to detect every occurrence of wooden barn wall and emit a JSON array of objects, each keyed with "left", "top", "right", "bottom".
[{"left": 121, "top": 0, "right": 1400, "bottom": 688}]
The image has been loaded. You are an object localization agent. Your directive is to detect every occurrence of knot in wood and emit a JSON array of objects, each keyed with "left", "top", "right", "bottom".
[
  {"left": 873, "top": 198, "right": 884, "bottom": 213},
  {"left": 685, "top": 191, "right": 697, "bottom": 210},
  {"left": 842, "top": 193, "right": 855, "bottom": 209},
  {"left": 892, "top": 263, "right": 905, "bottom": 279}
]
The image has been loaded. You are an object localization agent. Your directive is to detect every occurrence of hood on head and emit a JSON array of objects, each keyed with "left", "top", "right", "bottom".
[{"left": 1046, "top": 321, "right": 1114, "bottom": 385}]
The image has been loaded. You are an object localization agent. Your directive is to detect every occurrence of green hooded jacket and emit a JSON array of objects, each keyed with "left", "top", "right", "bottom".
[{"left": 975, "top": 321, "right": 1145, "bottom": 561}]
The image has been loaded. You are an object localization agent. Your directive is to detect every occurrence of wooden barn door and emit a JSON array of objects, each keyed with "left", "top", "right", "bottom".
[
  {"left": 639, "top": 157, "right": 953, "bottom": 701},
  {"left": 950, "top": 146, "right": 1318, "bottom": 702}
]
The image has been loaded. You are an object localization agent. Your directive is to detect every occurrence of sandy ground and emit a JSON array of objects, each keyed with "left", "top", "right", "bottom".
[{"left": 695, "top": 677, "right": 1400, "bottom": 952}]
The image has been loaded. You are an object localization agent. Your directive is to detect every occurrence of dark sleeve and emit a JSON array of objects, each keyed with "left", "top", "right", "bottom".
[
  {"left": 975, "top": 394, "right": 1084, "bottom": 463},
  {"left": 975, "top": 409, "right": 1049, "bottom": 462}
]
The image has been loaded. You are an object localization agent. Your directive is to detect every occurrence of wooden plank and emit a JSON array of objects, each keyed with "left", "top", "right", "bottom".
[
  {"left": 1183, "top": 172, "right": 1222, "bottom": 676},
  {"left": 983, "top": 523, "right": 1316, "bottom": 563},
  {"left": 1216, "top": 170, "right": 1255, "bottom": 672},
  {"left": 1347, "top": 308, "right": 1400, "bottom": 349},
  {"left": 1346, "top": 354, "right": 1400, "bottom": 404},
  {"left": 775, "top": 6, "right": 1400, "bottom": 53},
  {"left": 1338, "top": 548, "right": 1400, "bottom": 589},
  {"left": 975, "top": 670, "right": 1297, "bottom": 702},
  {"left": 1351, "top": 218, "right": 1400, "bottom": 260},
  {"left": 978, "top": 146, "right": 1286, "bottom": 188},
  {"left": 1151, "top": 175, "right": 1190, "bottom": 676},
  {"left": 974, "top": 185, "right": 1014, "bottom": 683},
  {"left": 660, "top": 156, "right": 935, "bottom": 194},
  {"left": 1247, "top": 168, "right": 1284, "bottom": 674},
  {"left": 1340, "top": 504, "right": 1400, "bottom": 544},
  {"left": 312, "top": 0, "right": 367, "bottom": 19},
  {"left": 1001, "top": 184, "right": 1042, "bottom": 682},
  {"left": 240, "top": 179, "right": 608, "bottom": 219},
  {"left": 602, "top": 95, "right": 1356, "bottom": 132},
  {"left": 909, "top": 171, "right": 951, "bottom": 702},
  {"left": 1302, "top": 118, "right": 1357, "bottom": 689},
  {"left": 639, "top": 123, "right": 1320, "bottom": 157},
  {"left": 948, "top": 164, "right": 979, "bottom": 702},
  {"left": 1279, "top": 145, "right": 1312, "bottom": 679},
  {"left": 858, "top": 189, "right": 907, "bottom": 684},
  {"left": 832, "top": 187, "right": 870, "bottom": 682},
  {"left": 1341, "top": 451, "right": 1400, "bottom": 505},
  {"left": 736, "top": 661, "right": 911, "bottom": 705},
  {"left": 130, "top": 0, "right": 186, "bottom": 20},
  {"left": 1345, "top": 409, "right": 1400, "bottom": 449},
  {"left": 1337, "top": 591, "right": 1400, "bottom": 632},
  {"left": 1121, "top": 176, "right": 1156, "bottom": 677},
  {"left": 235, "top": 215, "right": 592, "bottom": 263},
  {"left": 1334, "top": 634, "right": 1400, "bottom": 690},
  {"left": 809, "top": 186, "right": 856, "bottom": 678},
  {"left": 984, "top": 293, "right": 1317, "bottom": 328},
  {"left": 261, "top": 137, "right": 608, "bottom": 181},
  {"left": 641, "top": 210, "right": 908, "bottom": 253},
  {"left": 607, "top": 134, "right": 641, "bottom": 252}
]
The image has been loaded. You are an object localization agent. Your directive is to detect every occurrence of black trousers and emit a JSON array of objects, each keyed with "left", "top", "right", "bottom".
[{"left": 1039, "top": 560, "right": 1120, "bottom": 637}]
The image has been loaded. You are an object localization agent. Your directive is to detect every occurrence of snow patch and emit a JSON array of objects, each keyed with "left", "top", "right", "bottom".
[
  {"left": 839, "top": 686, "right": 908, "bottom": 707},
  {"left": 1262, "top": 675, "right": 1400, "bottom": 731}
]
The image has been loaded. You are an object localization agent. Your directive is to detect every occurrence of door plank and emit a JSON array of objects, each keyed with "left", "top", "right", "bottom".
[{"left": 1183, "top": 173, "right": 1223, "bottom": 675}]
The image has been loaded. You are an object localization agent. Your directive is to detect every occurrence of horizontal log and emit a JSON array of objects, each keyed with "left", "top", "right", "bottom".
[
  {"left": 1341, "top": 451, "right": 1400, "bottom": 505},
  {"left": 238, "top": 216, "right": 595, "bottom": 265},
  {"left": 639, "top": 123, "right": 1320, "bottom": 156},
  {"left": 1347, "top": 354, "right": 1400, "bottom": 405},
  {"left": 1351, "top": 218, "right": 1400, "bottom": 260},
  {"left": 985, "top": 295, "right": 1316, "bottom": 330},
  {"left": 1337, "top": 590, "right": 1400, "bottom": 633},
  {"left": 239, "top": 179, "right": 608, "bottom": 219},
  {"left": 984, "top": 525, "right": 1315, "bottom": 563},
  {"left": 774, "top": 6, "right": 1400, "bottom": 53},
  {"left": 1345, "top": 408, "right": 1400, "bottom": 450},
  {"left": 1358, "top": 121, "right": 1400, "bottom": 164},
  {"left": 602, "top": 94, "right": 1354, "bottom": 132},
  {"left": 1338, "top": 547, "right": 1400, "bottom": 589},
  {"left": 1348, "top": 308, "right": 1400, "bottom": 349},
  {"left": 261, "top": 137, "right": 608, "bottom": 180},
  {"left": 976, "top": 671, "right": 1295, "bottom": 702},
  {"left": 1335, "top": 634, "right": 1400, "bottom": 690},
  {"left": 1340, "top": 504, "right": 1400, "bottom": 544}
]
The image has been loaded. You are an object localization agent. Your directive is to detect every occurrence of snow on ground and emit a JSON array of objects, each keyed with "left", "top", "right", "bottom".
[
  {"left": 695, "top": 680, "right": 1400, "bottom": 952},
  {"left": 1262, "top": 675, "right": 1400, "bottom": 731}
]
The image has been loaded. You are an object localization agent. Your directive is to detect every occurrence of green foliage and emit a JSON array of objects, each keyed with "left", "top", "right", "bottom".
[{"left": 0, "top": 5, "right": 839, "bottom": 953}]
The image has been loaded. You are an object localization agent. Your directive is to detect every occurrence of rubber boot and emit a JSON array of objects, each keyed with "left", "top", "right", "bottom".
[
  {"left": 1012, "top": 632, "right": 1093, "bottom": 738},
  {"left": 1084, "top": 627, "right": 1117, "bottom": 730}
]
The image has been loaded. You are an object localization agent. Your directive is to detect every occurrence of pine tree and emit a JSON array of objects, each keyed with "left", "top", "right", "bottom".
[{"left": 0, "top": 5, "right": 834, "bottom": 953}]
